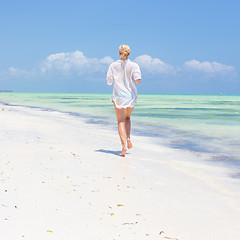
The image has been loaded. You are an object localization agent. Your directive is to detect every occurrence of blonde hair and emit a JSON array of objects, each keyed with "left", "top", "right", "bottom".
[{"left": 119, "top": 44, "right": 130, "bottom": 61}]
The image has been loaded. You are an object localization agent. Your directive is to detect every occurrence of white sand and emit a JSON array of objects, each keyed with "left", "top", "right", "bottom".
[{"left": 1, "top": 104, "right": 240, "bottom": 240}]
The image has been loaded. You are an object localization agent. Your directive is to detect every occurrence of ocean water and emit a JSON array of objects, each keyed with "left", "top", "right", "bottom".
[{"left": 1, "top": 92, "right": 240, "bottom": 170}]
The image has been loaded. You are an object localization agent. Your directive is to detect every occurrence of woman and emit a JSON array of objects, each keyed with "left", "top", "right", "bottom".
[{"left": 107, "top": 44, "right": 141, "bottom": 157}]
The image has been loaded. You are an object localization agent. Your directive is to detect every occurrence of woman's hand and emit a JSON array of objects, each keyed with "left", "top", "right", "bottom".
[{"left": 135, "top": 79, "right": 141, "bottom": 84}]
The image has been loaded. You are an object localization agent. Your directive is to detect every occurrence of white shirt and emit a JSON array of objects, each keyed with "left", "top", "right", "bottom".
[{"left": 106, "top": 59, "right": 141, "bottom": 109}]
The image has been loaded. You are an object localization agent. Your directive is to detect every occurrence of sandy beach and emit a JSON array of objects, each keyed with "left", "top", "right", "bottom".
[{"left": 1, "top": 104, "right": 240, "bottom": 240}]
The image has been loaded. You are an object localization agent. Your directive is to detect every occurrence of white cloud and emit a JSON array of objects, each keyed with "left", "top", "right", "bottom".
[
  {"left": 134, "top": 55, "right": 174, "bottom": 74},
  {"left": 3, "top": 51, "right": 237, "bottom": 83},
  {"left": 9, "top": 67, "right": 29, "bottom": 75},
  {"left": 41, "top": 51, "right": 114, "bottom": 75},
  {"left": 8, "top": 67, "right": 36, "bottom": 78},
  {"left": 183, "top": 60, "right": 235, "bottom": 74}
]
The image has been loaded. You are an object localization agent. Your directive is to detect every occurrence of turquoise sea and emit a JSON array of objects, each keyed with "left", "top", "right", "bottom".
[{"left": 1, "top": 92, "right": 240, "bottom": 172}]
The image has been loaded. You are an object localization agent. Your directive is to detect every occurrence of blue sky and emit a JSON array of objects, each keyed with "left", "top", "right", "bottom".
[{"left": 0, "top": 0, "right": 239, "bottom": 94}]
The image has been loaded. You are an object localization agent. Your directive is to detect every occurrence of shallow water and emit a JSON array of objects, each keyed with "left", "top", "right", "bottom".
[{"left": 1, "top": 92, "right": 240, "bottom": 169}]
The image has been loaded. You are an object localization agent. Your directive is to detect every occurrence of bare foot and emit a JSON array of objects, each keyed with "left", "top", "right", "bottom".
[
  {"left": 127, "top": 138, "right": 133, "bottom": 149},
  {"left": 120, "top": 148, "right": 127, "bottom": 157}
]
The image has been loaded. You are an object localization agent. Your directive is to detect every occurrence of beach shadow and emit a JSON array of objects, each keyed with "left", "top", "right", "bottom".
[{"left": 95, "top": 149, "right": 129, "bottom": 156}]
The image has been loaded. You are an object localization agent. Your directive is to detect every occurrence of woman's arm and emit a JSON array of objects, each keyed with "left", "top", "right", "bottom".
[
  {"left": 106, "top": 65, "right": 114, "bottom": 85},
  {"left": 135, "top": 79, "right": 141, "bottom": 84},
  {"left": 133, "top": 63, "right": 141, "bottom": 84}
]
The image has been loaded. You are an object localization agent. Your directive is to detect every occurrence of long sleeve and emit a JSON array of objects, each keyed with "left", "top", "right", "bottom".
[
  {"left": 106, "top": 65, "right": 114, "bottom": 86},
  {"left": 132, "top": 64, "right": 141, "bottom": 81}
]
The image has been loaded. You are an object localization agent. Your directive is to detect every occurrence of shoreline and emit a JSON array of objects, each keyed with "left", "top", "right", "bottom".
[
  {"left": 1, "top": 104, "right": 240, "bottom": 239},
  {"left": 1, "top": 99, "right": 240, "bottom": 172}
]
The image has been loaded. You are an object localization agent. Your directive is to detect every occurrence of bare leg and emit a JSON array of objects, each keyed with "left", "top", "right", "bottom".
[
  {"left": 113, "top": 102, "right": 127, "bottom": 157},
  {"left": 125, "top": 107, "right": 134, "bottom": 149},
  {"left": 125, "top": 117, "right": 131, "bottom": 139}
]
